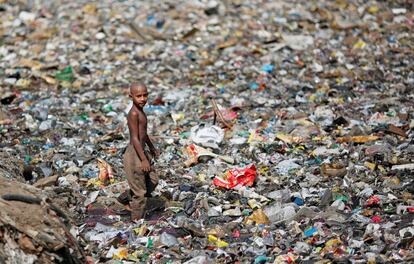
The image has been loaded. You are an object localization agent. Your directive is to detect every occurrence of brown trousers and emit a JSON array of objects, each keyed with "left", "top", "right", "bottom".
[{"left": 123, "top": 144, "right": 158, "bottom": 219}]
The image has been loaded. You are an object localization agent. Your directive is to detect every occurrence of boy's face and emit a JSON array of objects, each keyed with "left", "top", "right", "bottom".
[{"left": 130, "top": 85, "right": 148, "bottom": 109}]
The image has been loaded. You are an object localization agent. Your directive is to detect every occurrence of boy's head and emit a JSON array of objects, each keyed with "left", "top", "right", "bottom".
[{"left": 129, "top": 83, "right": 148, "bottom": 109}]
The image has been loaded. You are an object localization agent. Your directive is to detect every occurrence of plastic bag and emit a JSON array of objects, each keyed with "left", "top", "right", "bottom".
[{"left": 190, "top": 124, "right": 224, "bottom": 149}]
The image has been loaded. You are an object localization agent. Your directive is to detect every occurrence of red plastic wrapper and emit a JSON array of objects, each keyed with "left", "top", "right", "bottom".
[
  {"left": 365, "top": 195, "right": 381, "bottom": 206},
  {"left": 232, "top": 230, "right": 240, "bottom": 238},
  {"left": 213, "top": 164, "right": 257, "bottom": 189},
  {"left": 371, "top": 215, "right": 381, "bottom": 223}
]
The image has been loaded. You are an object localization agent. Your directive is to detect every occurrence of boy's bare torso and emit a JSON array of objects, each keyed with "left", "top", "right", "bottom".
[{"left": 129, "top": 107, "right": 148, "bottom": 147}]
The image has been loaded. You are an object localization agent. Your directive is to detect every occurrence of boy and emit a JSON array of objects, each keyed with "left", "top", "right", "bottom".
[{"left": 123, "top": 83, "right": 159, "bottom": 220}]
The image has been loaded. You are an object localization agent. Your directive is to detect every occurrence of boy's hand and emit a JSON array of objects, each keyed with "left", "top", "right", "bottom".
[{"left": 141, "top": 159, "right": 151, "bottom": 172}]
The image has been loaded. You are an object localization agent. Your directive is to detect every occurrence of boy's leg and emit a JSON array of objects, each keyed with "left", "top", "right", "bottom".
[
  {"left": 145, "top": 172, "right": 159, "bottom": 197},
  {"left": 128, "top": 171, "right": 147, "bottom": 219},
  {"left": 144, "top": 151, "right": 159, "bottom": 197},
  {"left": 144, "top": 171, "right": 164, "bottom": 214},
  {"left": 150, "top": 171, "right": 159, "bottom": 192},
  {"left": 124, "top": 146, "right": 148, "bottom": 219}
]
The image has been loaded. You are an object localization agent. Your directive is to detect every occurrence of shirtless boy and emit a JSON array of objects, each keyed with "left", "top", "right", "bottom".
[{"left": 123, "top": 83, "right": 159, "bottom": 220}]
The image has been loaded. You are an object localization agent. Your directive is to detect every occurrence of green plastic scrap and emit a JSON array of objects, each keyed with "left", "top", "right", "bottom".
[
  {"left": 55, "top": 66, "right": 75, "bottom": 82},
  {"left": 254, "top": 255, "right": 268, "bottom": 264},
  {"left": 334, "top": 194, "right": 349, "bottom": 201}
]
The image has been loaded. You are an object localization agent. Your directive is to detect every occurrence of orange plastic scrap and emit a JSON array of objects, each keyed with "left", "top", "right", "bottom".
[
  {"left": 336, "top": 135, "right": 380, "bottom": 143},
  {"left": 321, "top": 163, "right": 347, "bottom": 177},
  {"left": 217, "top": 38, "right": 238, "bottom": 50},
  {"left": 97, "top": 158, "right": 114, "bottom": 185},
  {"left": 113, "top": 248, "right": 128, "bottom": 260},
  {"left": 246, "top": 208, "right": 270, "bottom": 225},
  {"left": 276, "top": 133, "right": 306, "bottom": 144}
]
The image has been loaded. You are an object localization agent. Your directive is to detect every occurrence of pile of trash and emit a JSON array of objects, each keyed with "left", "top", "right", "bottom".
[
  {"left": 0, "top": 0, "right": 413, "bottom": 263},
  {"left": 0, "top": 153, "right": 84, "bottom": 263}
]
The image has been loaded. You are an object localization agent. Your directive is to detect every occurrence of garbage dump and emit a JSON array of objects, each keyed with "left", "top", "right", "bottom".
[{"left": 0, "top": 0, "right": 413, "bottom": 263}]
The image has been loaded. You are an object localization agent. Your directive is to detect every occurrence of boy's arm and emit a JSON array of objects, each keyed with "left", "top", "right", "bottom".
[{"left": 128, "top": 112, "right": 151, "bottom": 171}]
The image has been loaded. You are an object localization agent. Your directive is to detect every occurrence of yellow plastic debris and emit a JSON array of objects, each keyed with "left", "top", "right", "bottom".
[
  {"left": 208, "top": 235, "right": 229, "bottom": 248},
  {"left": 248, "top": 199, "right": 261, "bottom": 209},
  {"left": 367, "top": 6, "right": 379, "bottom": 14},
  {"left": 113, "top": 248, "right": 128, "bottom": 260},
  {"left": 353, "top": 40, "right": 367, "bottom": 49},
  {"left": 171, "top": 113, "right": 185, "bottom": 123},
  {"left": 197, "top": 173, "right": 206, "bottom": 182},
  {"left": 82, "top": 3, "right": 97, "bottom": 15},
  {"left": 364, "top": 162, "right": 376, "bottom": 171},
  {"left": 16, "top": 79, "right": 31, "bottom": 88},
  {"left": 325, "top": 238, "right": 342, "bottom": 247}
]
